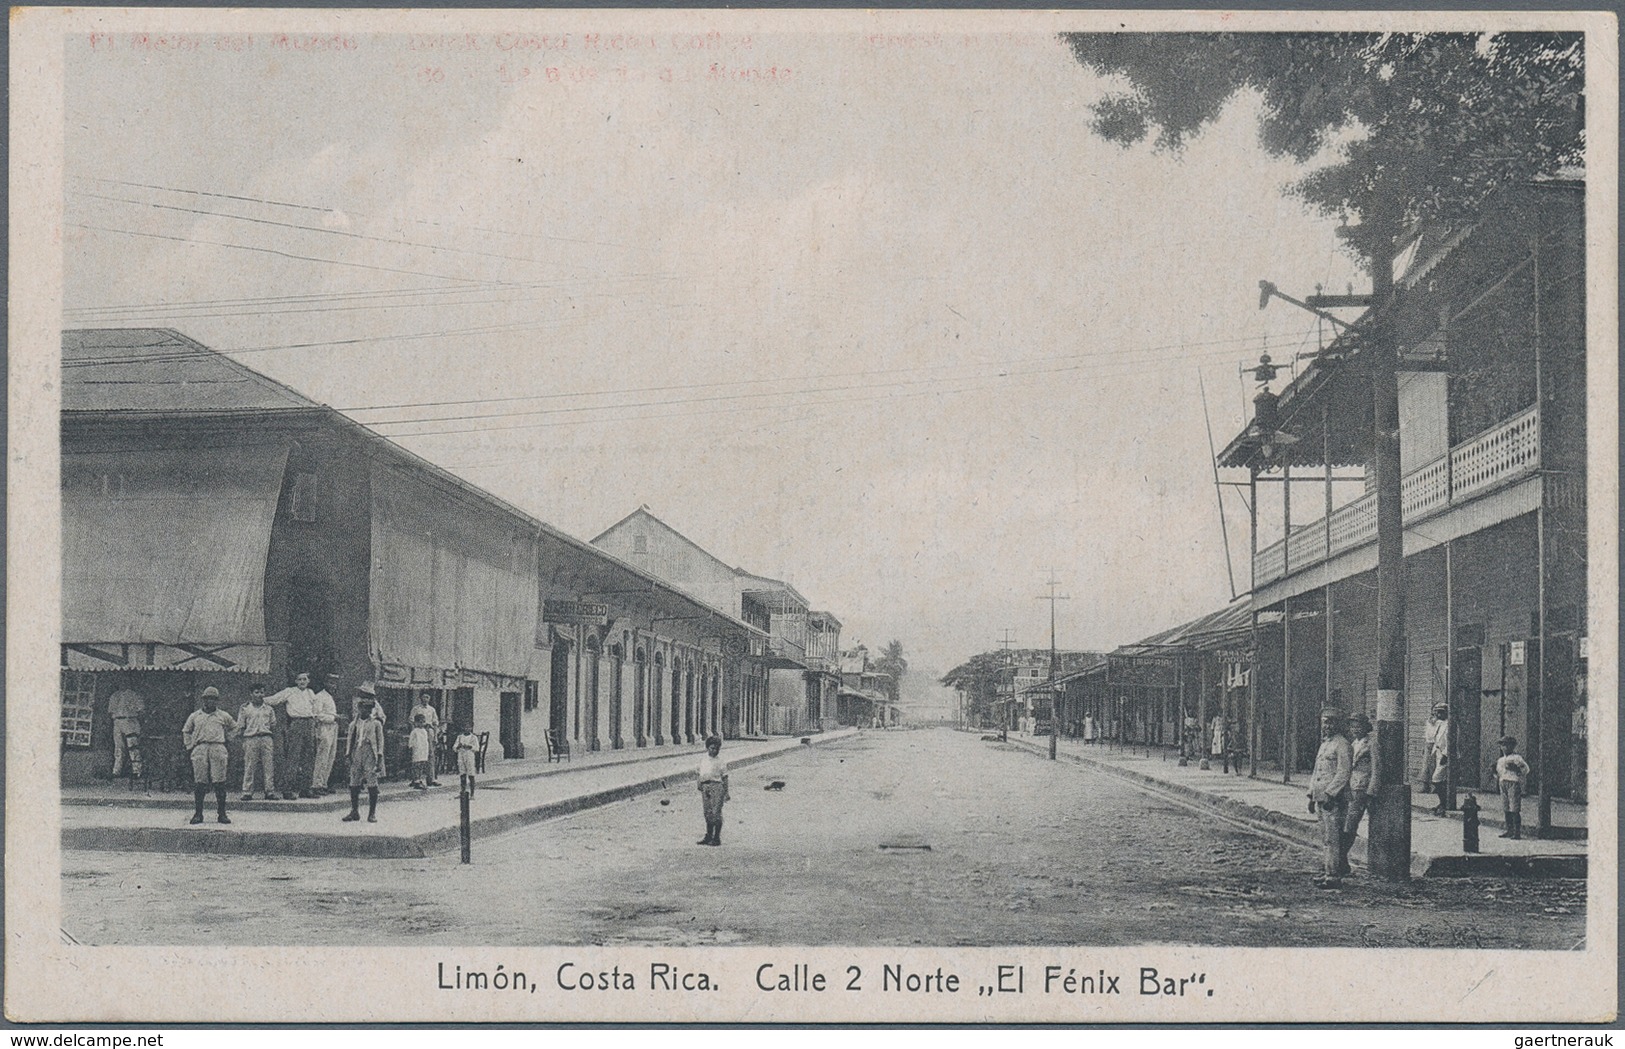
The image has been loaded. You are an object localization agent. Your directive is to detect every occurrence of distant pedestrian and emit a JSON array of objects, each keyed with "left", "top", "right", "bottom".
[
  {"left": 1425, "top": 702, "right": 1450, "bottom": 815},
  {"left": 237, "top": 684, "right": 277, "bottom": 800},
  {"left": 1307, "top": 708, "right": 1352, "bottom": 889},
  {"left": 343, "top": 687, "right": 384, "bottom": 823},
  {"left": 1339, "top": 712, "right": 1375, "bottom": 876},
  {"left": 1494, "top": 736, "right": 1531, "bottom": 840},
  {"left": 310, "top": 673, "right": 340, "bottom": 796},
  {"left": 696, "top": 735, "right": 729, "bottom": 846},
  {"left": 107, "top": 685, "right": 146, "bottom": 778},
  {"left": 183, "top": 687, "right": 237, "bottom": 825},
  {"left": 453, "top": 721, "right": 479, "bottom": 796},
  {"left": 1209, "top": 714, "right": 1226, "bottom": 768},
  {"left": 1083, "top": 714, "right": 1098, "bottom": 744},
  {"left": 267, "top": 671, "right": 318, "bottom": 800},
  {"left": 408, "top": 714, "right": 433, "bottom": 789}
]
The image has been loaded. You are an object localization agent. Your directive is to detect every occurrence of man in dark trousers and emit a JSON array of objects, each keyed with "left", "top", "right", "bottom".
[{"left": 183, "top": 687, "right": 237, "bottom": 825}]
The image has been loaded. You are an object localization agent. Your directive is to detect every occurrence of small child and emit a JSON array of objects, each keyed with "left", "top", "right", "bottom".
[
  {"left": 408, "top": 714, "right": 433, "bottom": 790},
  {"left": 1495, "top": 735, "right": 1531, "bottom": 840},
  {"left": 454, "top": 722, "right": 479, "bottom": 796}
]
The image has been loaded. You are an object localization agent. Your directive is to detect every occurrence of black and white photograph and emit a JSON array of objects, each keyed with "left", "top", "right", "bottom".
[{"left": 7, "top": 7, "right": 1617, "bottom": 1025}]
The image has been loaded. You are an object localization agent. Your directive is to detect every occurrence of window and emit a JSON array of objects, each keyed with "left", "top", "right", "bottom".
[
  {"left": 289, "top": 471, "right": 319, "bottom": 522},
  {"left": 61, "top": 671, "right": 96, "bottom": 748},
  {"left": 633, "top": 534, "right": 648, "bottom": 554}
]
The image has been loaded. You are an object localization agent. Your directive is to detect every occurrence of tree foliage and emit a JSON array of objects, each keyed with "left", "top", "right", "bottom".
[
  {"left": 871, "top": 640, "right": 908, "bottom": 702},
  {"left": 1062, "top": 32, "right": 1584, "bottom": 258}
]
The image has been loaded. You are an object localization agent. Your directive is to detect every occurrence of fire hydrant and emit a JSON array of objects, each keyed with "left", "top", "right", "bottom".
[{"left": 1461, "top": 792, "right": 1480, "bottom": 853}]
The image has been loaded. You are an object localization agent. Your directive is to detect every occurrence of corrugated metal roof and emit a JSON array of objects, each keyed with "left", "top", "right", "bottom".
[{"left": 63, "top": 328, "right": 320, "bottom": 413}]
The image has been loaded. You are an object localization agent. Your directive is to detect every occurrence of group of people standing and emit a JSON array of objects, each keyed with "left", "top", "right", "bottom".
[
  {"left": 162, "top": 674, "right": 483, "bottom": 827},
  {"left": 1309, "top": 703, "right": 1535, "bottom": 887}
]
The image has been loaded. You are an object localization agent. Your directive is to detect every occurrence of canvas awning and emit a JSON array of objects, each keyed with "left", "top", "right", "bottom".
[
  {"left": 61, "top": 442, "right": 291, "bottom": 672},
  {"left": 369, "top": 460, "right": 540, "bottom": 680}
]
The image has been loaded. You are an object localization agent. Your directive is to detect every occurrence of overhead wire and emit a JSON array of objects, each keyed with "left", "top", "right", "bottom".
[{"left": 78, "top": 174, "right": 632, "bottom": 250}]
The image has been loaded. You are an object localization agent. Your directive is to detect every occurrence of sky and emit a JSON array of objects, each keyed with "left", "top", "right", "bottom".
[{"left": 62, "top": 19, "right": 1369, "bottom": 710}]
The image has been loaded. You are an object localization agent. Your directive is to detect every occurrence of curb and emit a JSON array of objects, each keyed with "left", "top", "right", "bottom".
[
  {"left": 1001, "top": 737, "right": 1435, "bottom": 877},
  {"left": 62, "top": 732, "right": 852, "bottom": 859}
]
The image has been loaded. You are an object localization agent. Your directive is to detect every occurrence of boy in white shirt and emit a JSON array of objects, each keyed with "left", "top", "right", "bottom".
[
  {"left": 1494, "top": 735, "right": 1532, "bottom": 840},
  {"left": 407, "top": 714, "right": 433, "bottom": 789}
]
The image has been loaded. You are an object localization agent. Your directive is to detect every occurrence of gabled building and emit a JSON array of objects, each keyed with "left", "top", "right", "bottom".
[
  {"left": 1216, "top": 180, "right": 1587, "bottom": 806},
  {"left": 592, "top": 507, "right": 842, "bottom": 736}
]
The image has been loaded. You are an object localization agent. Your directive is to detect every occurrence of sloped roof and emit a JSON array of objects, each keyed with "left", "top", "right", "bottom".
[
  {"left": 63, "top": 328, "right": 768, "bottom": 641},
  {"left": 63, "top": 329, "right": 321, "bottom": 413}
]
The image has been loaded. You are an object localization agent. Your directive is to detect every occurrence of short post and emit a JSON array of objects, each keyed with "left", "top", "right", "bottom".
[
  {"left": 460, "top": 786, "right": 472, "bottom": 864},
  {"left": 1461, "top": 792, "right": 1480, "bottom": 854}
]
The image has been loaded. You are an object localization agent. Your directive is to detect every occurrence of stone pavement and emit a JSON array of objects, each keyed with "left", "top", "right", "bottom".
[
  {"left": 1001, "top": 731, "right": 1586, "bottom": 879},
  {"left": 62, "top": 730, "right": 855, "bottom": 858}
]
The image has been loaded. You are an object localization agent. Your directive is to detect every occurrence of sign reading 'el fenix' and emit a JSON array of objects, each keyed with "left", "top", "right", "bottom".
[{"left": 543, "top": 599, "right": 609, "bottom": 626}]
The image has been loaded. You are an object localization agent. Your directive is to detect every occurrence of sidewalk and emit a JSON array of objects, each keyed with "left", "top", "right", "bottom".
[
  {"left": 1001, "top": 733, "right": 1586, "bottom": 879},
  {"left": 62, "top": 730, "right": 856, "bottom": 859}
]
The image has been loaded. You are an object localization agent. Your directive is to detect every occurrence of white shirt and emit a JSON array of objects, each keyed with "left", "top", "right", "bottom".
[
  {"left": 312, "top": 690, "right": 338, "bottom": 725},
  {"left": 698, "top": 754, "right": 728, "bottom": 783},
  {"left": 268, "top": 686, "right": 316, "bottom": 719}
]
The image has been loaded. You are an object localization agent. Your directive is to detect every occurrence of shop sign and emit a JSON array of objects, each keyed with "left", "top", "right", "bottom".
[
  {"left": 1108, "top": 654, "right": 1178, "bottom": 688},
  {"left": 1509, "top": 641, "right": 1526, "bottom": 666},
  {"left": 543, "top": 599, "right": 609, "bottom": 626}
]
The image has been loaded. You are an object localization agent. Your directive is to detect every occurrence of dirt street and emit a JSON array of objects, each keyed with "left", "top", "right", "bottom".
[{"left": 63, "top": 729, "right": 1585, "bottom": 948}]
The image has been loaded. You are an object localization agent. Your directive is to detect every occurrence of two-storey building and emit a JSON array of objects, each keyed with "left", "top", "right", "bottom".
[{"left": 1216, "top": 180, "right": 1587, "bottom": 802}]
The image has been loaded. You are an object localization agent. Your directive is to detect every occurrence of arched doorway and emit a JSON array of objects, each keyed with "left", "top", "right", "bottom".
[
  {"left": 652, "top": 652, "right": 665, "bottom": 746},
  {"left": 609, "top": 643, "right": 625, "bottom": 749},
  {"left": 634, "top": 647, "right": 648, "bottom": 747},
  {"left": 585, "top": 636, "right": 601, "bottom": 752}
]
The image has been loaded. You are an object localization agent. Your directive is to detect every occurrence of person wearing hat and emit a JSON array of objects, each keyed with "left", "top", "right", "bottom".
[
  {"left": 696, "top": 735, "right": 730, "bottom": 846},
  {"left": 310, "top": 672, "right": 341, "bottom": 796},
  {"left": 182, "top": 687, "right": 238, "bottom": 825},
  {"left": 1425, "top": 701, "right": 1451, "bottom": 815},
  {"left": 1494, "top": 735, "right": 1532, "bottom": 840},
  {"left": 343, "top": 684, "right": 385, "bottom": 823},
  {"left": 1307, "top": 707, "right": 1352, "bottom": 888},
  {"left": 1339, "top": 711, "right": 1376, "bottom": 876}
]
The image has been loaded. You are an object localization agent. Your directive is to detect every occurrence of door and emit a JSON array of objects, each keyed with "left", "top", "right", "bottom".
[
  {"left": 499, "top": 691, "right": 522, "bottom": 759},
  {"left": 549, "top": 643, "right": 570, "bottom": 743},
  {"left": 1453, "top": 639, "right": 1484, "bottom": 788}
]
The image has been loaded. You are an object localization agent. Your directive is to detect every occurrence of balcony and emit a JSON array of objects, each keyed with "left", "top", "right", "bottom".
[{"left": 1254, "top": 407, "right": 1540, "bottom": 587}]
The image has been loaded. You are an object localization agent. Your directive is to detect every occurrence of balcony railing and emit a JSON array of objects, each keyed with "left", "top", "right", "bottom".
[{"left": 1254, "top": 407, "right": 1540, "bottom": 587}]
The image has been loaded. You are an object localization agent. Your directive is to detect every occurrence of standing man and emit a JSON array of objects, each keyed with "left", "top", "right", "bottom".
[
  {"left": 238, "top": 684, "right": 276, "bottom": 801},
  {"left": 1339, "top": 712, "right": 1376, "bottom": 877},
  {"left": 344, "top": 686, "right": 386, "bottom": 823},
  {"left": 107, "top": 684, "right": 146, "bottom": 778},
  {"left": 1426, "top": 701, "right": 1451, "bottom": 815},
  {"left": 267, "top": 671, "right": 317, "bottom": 800},
  {"left": 183, "top": 687, "right": 237, "bottom": 825},
  {"left": 311, "top": 673, "right": 341, "bottom": 796},
  {"left": 1307, "top": 708, "right": 1352, "bottom": 889}
]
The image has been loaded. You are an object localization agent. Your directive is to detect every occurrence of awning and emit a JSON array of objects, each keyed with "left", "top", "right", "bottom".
[
  {"left": 61, "top": 443, "right": 290, "bottom": 672},
  {"left": 369, "top": 460, "right": 540, "bottom": 680}
]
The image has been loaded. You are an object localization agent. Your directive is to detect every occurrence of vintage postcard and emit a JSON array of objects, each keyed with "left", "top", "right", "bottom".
[{"left": 7, "top": 7, "right": 1618, "bottom": 1025}]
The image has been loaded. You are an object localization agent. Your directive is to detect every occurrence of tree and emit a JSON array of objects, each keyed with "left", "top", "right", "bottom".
[
  {"left": 871, "top": 640, "right": 908, "bottom": 703},
  {"left": 1062, "top": 32, "right": 1584, "bottom": 257},
  {"left": 940, "top": 651, "right": 1008, "bottom": 727}
]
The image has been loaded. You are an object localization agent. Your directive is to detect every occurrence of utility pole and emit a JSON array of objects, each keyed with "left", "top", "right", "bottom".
[
  {"left": 1267, "top": 238, "right": 1411, "bottom": 881},
  {"left": 1037, "top": 571, "right": 1070, "bottom": 760},
  {"left": 1359, "top": 243, "right": 1413, "bottom": 881}
]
